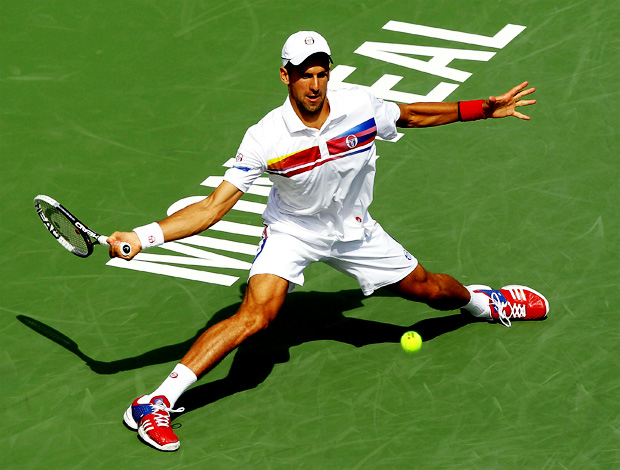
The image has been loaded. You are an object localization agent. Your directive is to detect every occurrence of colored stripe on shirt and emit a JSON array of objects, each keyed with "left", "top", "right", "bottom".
[
  {"left": 327, "top": 118, "right": 377, "bottom": 155},
  {"left": 267, "top": 146, "right": 321, "bottom": 175},
  {"left": 266, "top": 118, "right": 377, "bottom": 178}
]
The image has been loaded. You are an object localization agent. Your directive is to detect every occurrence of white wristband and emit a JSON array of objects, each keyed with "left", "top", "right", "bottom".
[{"left": 132, "top": 222, "right": 165, "bottom": 250}]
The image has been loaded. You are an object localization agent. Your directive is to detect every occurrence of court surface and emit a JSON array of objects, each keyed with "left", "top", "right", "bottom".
[{"left": 2, "top": 1, "right": 619, "bottom": 468}]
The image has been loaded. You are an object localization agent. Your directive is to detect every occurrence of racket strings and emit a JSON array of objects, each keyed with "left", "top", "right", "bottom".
[{"left": 39, "top": 200, "right": 89, "bottom": 254}]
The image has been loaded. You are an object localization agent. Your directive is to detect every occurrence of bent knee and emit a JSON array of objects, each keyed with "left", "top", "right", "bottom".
[
  {"left": 392, "top": 269, "right": 447, "bottom": 302},
  {"left": 236, "top": 305, "right": 278, "bottom": 334},
  {"left": 411, "top": 283, "right": 444, "bottom": 303}
]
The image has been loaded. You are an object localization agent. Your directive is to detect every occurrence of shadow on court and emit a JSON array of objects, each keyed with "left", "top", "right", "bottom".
[{"left": 17, "top": 288, "right": 479, "bottom": 415}]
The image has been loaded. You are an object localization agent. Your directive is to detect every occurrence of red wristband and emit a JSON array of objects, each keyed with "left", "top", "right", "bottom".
[{"left": 458, "top": 100, "right": 487, "bottom": 121}]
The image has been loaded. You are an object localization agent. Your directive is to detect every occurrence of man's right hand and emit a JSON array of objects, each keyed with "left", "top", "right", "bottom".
[{"left": 107, "top": 231, "right": 141, "bottom": 260}]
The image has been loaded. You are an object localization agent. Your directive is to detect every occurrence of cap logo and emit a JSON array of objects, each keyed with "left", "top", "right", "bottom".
[{"left": 305, "top": 37, "right": 314, "bottom": 45}]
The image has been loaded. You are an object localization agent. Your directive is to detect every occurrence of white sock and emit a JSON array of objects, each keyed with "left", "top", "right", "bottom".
[
  {"left": 148, "top": 363, "right": 197, "bottom": 407},
  {"left": 463, "top": 287, "right": 492, "bottom": 319}
]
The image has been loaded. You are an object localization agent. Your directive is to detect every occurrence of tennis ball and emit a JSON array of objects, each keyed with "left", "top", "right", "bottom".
[{"left": 401, "top": 331, "right": 422, "bottom": 353}]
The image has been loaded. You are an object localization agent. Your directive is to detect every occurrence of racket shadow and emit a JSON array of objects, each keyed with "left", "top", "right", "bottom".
[
  {"left": 16, "top": 288, "right": 479, "bottom": 411},
  {"left": 16, "top": 307, "right": 239, "bottom": 375}
]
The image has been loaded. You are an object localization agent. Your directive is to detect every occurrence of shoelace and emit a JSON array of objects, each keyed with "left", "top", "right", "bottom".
[
  {"left": 149, "top": 402, "right": 185, "bottom": 428},
  {"left": 491, "top": 291, "right": 512, "bottom": 328}
]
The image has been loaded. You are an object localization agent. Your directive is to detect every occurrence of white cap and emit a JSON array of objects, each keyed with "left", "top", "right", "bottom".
[{"left": 281, "top": 31, "right": 332, "bottom": 67}]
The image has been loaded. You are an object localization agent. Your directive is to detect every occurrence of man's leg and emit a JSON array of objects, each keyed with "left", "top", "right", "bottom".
[
  {"left": 387, "top": 264, "right": 549, "bottom": 327},
  {"left": 124, "top": 274, "right": 289, "bottom": 451},
  {"left": 180, "top": 273, "right": 289, "bottom": 377},
  {"left": 387, "top": 263, "right": 471, "bottom": 311}
]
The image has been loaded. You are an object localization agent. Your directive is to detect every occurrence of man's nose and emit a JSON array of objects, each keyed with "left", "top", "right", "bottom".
[{"left": 310, "top": 76, "right": 319, "bottom": 91}]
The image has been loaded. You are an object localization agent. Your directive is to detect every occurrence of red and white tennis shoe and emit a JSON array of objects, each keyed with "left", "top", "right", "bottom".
[
  {"left": 469, "top": 284, "right": 549, "bottom": 327},
  {"left": 123, "top": 395, "right": 184, "bottom": 451}
]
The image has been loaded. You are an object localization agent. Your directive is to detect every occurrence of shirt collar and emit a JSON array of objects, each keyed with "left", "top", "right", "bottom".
[{"left": 282, "top": 89, "right": 348, "bottom": 134}]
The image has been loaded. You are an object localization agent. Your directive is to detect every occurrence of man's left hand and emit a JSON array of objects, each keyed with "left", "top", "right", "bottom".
[{"left": 484, "top": 81, "right": 536, "bottom": 120}]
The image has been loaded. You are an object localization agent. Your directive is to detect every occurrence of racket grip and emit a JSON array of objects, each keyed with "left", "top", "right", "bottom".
[
  {"left": 120, "top": 242, "right": 132, "bottom": 256},
  {"left": 99, "top": 236, "right": 132, "bottom": 257}
]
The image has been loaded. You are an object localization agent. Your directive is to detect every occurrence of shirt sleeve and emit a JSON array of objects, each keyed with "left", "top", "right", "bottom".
[
  {"left": 368, "top": 93, "right": 400, "bottom": 141},
  {"left": 223, "top": 125, "right": 267, "bottom": 193}
]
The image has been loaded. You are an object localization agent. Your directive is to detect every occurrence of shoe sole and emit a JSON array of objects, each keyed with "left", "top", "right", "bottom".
[
  {"left": 138, "top": 426, "right": 180, "bottom": 452},
  {"left": 502, "top": 284, "right": 549, "bottom": 318},
  {"left": 123, "top": 405, "right": 138, "bottom": 431}
]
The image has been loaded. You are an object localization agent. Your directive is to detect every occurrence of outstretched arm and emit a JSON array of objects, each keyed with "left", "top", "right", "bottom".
[
  {"left": 108, "top": 181, "right": 244, "bottom": 259},
  {"left": 396, "top": 81, "right": 536, "bottom": 128}
]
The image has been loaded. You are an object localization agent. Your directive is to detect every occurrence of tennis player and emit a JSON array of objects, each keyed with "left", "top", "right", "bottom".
[{"left": 109, "top": 31, "right": 548, "bottom": 451}]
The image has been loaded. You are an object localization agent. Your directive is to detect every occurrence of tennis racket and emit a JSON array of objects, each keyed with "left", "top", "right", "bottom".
[{"left": 34, "top": 194, "right": 131, "bottom": 258}]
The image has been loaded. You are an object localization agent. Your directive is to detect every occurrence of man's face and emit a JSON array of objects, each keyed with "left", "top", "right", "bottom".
[{"left": 281, "top": 56, "right": 330, "bottom": 120}]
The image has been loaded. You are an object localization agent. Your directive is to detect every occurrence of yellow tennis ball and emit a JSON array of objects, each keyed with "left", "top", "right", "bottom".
[{"left": 401, "top": 331, "right": 422, "bottom": 353}]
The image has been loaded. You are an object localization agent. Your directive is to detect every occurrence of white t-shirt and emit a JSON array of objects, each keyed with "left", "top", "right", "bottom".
[{"left": 223, "top": 87, "right": 401, "bottom": 243}]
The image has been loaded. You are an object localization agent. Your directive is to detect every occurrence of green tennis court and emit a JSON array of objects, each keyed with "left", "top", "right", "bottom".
[{"left": 2, "top": 1, "right": 619, "bottom": 468}]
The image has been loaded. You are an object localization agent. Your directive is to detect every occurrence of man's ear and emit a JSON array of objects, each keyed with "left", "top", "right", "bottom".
[{"left": 280, "top": 66, "right": 290, "bottom": 85}]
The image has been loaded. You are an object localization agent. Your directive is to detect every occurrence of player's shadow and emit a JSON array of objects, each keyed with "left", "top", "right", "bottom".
[{"left": 17, "top": 287, "right": 479, "bottom": 415}]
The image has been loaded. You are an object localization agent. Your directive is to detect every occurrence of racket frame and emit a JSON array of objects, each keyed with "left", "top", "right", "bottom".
[{"left": 34, "top": 194, "right": 122, "bottom": 258}]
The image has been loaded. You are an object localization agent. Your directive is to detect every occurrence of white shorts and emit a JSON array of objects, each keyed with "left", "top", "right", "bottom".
[{"left": 249, "top": 222, "right": 418, "bottom": 295}]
